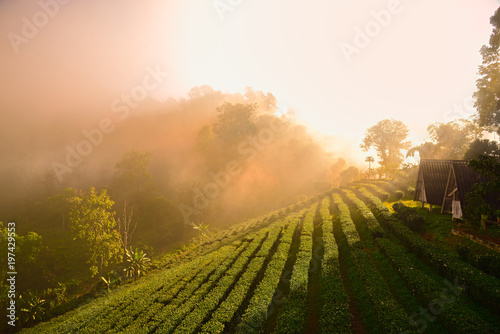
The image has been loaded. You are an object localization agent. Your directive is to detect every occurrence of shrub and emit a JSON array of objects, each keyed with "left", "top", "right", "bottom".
[
  {"left": 392, "top": 202, "right": 424, "bottom": 232},
  {"left": 407, "top": 186, "right": 415, "bottom": 197},
  {"left": 456, "top": 244, "right": 470, "bottom": 261}
]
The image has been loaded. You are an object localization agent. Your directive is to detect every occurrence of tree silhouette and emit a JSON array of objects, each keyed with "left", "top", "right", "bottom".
[
  {"left": 365, "top": 156, "right": 375, "bottom": 177},
  {"left": 474, "top": 7, "right": 500, "bottom": 134},
  {"left": 360, "top": 119, "right": 411, "bottom": 175},
  {"left": 213, "top": 102, "right": 257, "bottom": 144}
]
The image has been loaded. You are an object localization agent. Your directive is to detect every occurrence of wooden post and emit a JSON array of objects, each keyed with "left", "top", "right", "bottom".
[{"left": 429, "top": 204, "right": 433, "bottom": 212}]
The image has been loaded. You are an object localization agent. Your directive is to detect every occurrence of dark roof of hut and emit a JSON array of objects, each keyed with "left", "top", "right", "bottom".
[
  {"left": 414, "top": 159, "right": 468, "bottom": 205},
  {"left": 451, "top": 163, "right": 490, "bottom": 207}
]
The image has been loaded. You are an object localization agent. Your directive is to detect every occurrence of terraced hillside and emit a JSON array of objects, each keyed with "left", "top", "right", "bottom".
[{"left": 23, "top": 182, "right": 500, "bottom": 334}]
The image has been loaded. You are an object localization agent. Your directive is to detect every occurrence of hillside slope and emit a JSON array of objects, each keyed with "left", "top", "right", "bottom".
[{"left": 21, "top": 181, "right": 500, "bottom": 334}]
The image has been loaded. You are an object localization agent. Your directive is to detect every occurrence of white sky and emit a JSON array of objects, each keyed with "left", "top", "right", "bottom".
[{"left": 0, "top": 0, "right": 499, "bottom": 165}]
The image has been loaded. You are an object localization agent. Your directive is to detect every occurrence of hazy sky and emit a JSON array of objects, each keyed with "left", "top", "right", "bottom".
[{"left": 1, "top": 0, "right": 498, "bottom": 163}]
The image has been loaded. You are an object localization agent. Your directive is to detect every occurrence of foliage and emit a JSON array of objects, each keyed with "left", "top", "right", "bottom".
[
  {"left": 124, "top": 248, "right": 151, "bottom": 279},
  {"left": 19, "top": 291, "right": 46, "bottom": 325},
  {"left": 464, "top": 139, "right": 500, "bottom": 160},
  {"left": 456, "top": 243, "right": 500, "bottom": 279},
  {"left": 275, "top": 207, "right": 317, "bottom": 334},
  {"left": 361, "top": 188, "right": 500, "bottom": 314},
  {"left": 474, "top": 7, "right": 500, "bottom": 134},
  {"left": 196, "top": 124, "right": 215, "bottom": 153},
  {"left": 101, "top": 270, "right": 122, "bottom": 292},
  {"left": 392, "top": 202, "right": 424, "bottom": 232},
  {"left": 340, "top": 166, "right": 360, "bottom": 185},
  {"left": 213, "top": 102, "right": 257, "bottom": 144},
  {"left": 464, "top": 155, "right": 500, "bottom": 220},
  {"left": 360, "top": 119, "right": 411, "bottom": 174},
  {"left": 112, "top": 150, "right": 155, "bottom": 205},
  {"left": 317, "top": 198, "right": 351, "bottom": 334},
  {"left": 22, "top": 190, "right": 500, "bottom": 333},
  {"left": 333, "top": 193, "right": 410, "bottom": 333},
  {"left": 237, "top": 219, "right": 299, "bottom": 333},
  {"left": 190, "top": 221, "right": 211, "bottom": 239},
  {"left": 377, "top": 238, "right": 497, "bottom": 334},
  {"left": 68, "top": 187, "right": 122, "bottom": 277},
  {"left": 407, "top": 119, "right": 480, "bottom": 159}
]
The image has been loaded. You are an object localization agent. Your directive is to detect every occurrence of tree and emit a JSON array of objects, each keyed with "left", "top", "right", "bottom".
[
  {"left": 196, "top": 125, "right": 215, "bottom": 153},
  {"left": 360, "top": 119, "right": 411, "bottom": 174},
  {"left": 45, "top": 188, "right": 76, "bottom": 229},
  {"left": 0, "top": 223, "right": 45, "bottom": 293},
  {"left": 464, "top": 155, "right": 500, "bottom": 220},
  {"left": 117, "top": 200, "right": 137, "bottom": 262},
  {"left": 113, "top": 150, "right": 155, "bottom": 204},
  {"left": 68, "top": 188, "right": 122, "bottom": 277},
  {"left": 407, "top": 119, "right": 480, "bottom": 159},
  {"left": 365, "top": 156, "right": 375, "bottom": 177},
  {"left": 327, "top": 158, "right": 346, "bottom": 187},
  {"left": 474, "top": 7, "right": 500, "bottom": 134},
  {"left": 243, "top": 87, "right": 277, "bottom": 113},
  {"left": 340, "top": 166, "right": 360, "bottom": 185},
  {"left": 427, "top": 120, "right": 480, "bottom": 159},
  {"left": 406, "top": 142, "right": 440, "bottom": 159},
  {"left": 464, "top": 139, "right": 500, "bottom": 160},
  {"left": 212, "top": 102, "right": 257, "bottom": 144}
]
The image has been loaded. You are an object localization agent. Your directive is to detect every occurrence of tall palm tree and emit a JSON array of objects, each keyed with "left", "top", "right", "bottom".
[{"left": 365, "top": 156, "right": 375, "bottom": 177}]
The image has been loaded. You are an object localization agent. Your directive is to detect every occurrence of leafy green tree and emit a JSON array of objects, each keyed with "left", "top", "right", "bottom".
[
  {"left": 360, "top": 119, "right": 411, "bottom": 174},
  {"left": 464, "top": 139, "right": 500, "bottom": 160},
  {"left": 68, "top": 188, "right": 122, "bottom": 277},
  {"left": 474, "top": 7, "right": 500, "bottom": 134},
  {"left": 0, "top": 223, "right": 46, "bottom": 294},
  {"left": 213, "top": 102, "right": 257, "bottom": 144},
  {"left": 465, "top": 155, "right": 500, "bottom": 220}
]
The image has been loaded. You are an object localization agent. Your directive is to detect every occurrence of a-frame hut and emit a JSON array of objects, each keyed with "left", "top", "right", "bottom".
[
  {"left": 441, "top": 162, "right": 496, "bottom": 219},
  {"left": 414, "top": 159, "right": 468, "bottom": 211}
]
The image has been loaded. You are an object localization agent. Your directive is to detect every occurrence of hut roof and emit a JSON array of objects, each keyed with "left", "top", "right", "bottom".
[
  {"left": 414, "top": 159, "right": 467, "bottom": 205},
  {"left": 451, "top": 163, "right": 490, "bottom": 207}
]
